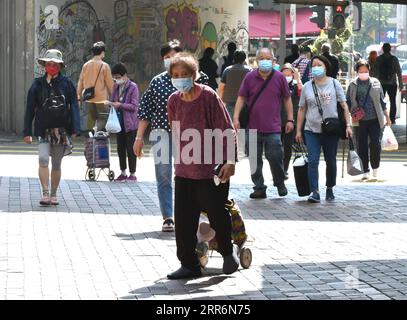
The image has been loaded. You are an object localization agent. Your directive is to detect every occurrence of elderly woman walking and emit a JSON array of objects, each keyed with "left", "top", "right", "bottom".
[{"left": 166, "top": 53, "right": 239, "bottom": 279}]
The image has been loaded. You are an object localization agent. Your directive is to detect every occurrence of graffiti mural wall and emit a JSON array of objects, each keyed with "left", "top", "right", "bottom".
[{"left": 35, "top": 0, "right": 249, "bottom": 90}]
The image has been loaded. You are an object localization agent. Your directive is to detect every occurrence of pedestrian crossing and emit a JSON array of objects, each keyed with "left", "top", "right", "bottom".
[{"left": 1, "top": 140, "right": 406, "bottom": 162}]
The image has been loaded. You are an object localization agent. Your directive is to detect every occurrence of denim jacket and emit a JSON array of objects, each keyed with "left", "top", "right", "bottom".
[{"left": 24, "top": 74, "right": 81, "bottom": 138}]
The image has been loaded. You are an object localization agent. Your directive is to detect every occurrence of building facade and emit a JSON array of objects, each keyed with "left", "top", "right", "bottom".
[{"left": 0, "top": 0, "right": 249, "bottom": 134}]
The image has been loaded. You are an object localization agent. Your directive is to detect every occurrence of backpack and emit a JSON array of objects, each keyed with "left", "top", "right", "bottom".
[
  {"left": 38, "top": 78, "right": 70, "bottom": 129},
  {"left": 379, "top": 56, "right": 394, "bottom": 81}
]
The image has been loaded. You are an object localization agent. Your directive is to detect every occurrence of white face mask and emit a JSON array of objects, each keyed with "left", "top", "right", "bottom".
[
  {"left": 115, "top": 79, "right": 125, "bottom": 86},
  {"left": 164, "top": 58, "right": 171, "bottom": 71},
  {"left": 285, "top": 76, "right": 293, "bottom": 83}
]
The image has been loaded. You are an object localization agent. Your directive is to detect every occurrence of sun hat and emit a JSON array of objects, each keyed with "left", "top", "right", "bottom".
[{"left": 38, "top": 49, "right": 65, "bottom": 66}]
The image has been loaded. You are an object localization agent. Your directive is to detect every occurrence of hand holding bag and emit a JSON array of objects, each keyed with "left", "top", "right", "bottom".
[
  {"left": 82, "top": 64, "right": 103, "bottom": 101},
  {"left": 347, "top": 139, "right": 364, "bottom": 176},
  {"left": 105, "top": 106, "right": 122, "bottom": 133}
]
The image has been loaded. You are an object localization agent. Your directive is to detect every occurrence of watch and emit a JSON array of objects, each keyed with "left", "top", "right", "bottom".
[{"left": 287, "top": 120, "right": 294, "bottom": 123}]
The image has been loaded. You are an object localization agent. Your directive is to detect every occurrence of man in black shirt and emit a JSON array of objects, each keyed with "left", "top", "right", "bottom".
[{"left": 322, "top": 43, "right": 339, "bottom": 79}]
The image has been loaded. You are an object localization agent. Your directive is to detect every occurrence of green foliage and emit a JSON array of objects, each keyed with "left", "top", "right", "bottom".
[{"left": 353, "top": 3, "right": 395, "bottom": 55}]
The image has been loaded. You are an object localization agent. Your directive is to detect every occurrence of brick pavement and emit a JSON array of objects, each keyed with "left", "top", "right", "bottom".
[{"left": 1, "top": 176, "right": 407, "bottom": 300}]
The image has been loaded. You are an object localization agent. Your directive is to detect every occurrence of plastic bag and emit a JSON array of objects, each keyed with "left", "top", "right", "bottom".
[
  {"left": 105, "top": 107, "right": 121, "bottom": 133},
  {"left": 196, "top": 214, "right": 216, "bottom": 243},
  {"left": 381, "top": 126, "right": 398, "bottom": 151},
  {"left": 347, "top": 139, "right": 364, "bottom": 176}
]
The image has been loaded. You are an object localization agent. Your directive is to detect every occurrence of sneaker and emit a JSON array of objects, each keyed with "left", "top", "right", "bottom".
[
  {"left": 50, "top": 196, "right": 59, "bottom": 206},
  {"left": 127, "top": 175, "right": 137, "bottom": 182},
  {"left": 250, "top": 190, "right": 267, "bottom": 199},
  {"left": 307, "top": 191, "right": 321, "bottom": 203},
  {"left": 326, "top": 188, "right": 335, "bottom": 201},
  {"left": 162, "top": 218, "right": 175, "bottom": 232},
  {"left": 40, "top": 195, "right": 51, "bottom": 206},
  {"left": 167, "top": 266, "right": 202, "bottom": 280},
  {"left": 362, "top": 172, "right": 370, "bottom": 181},
  {"left": 372, "top": 169, "right": 378, "bottom": 179},
  {"left": 223, "top": 244, "right": 239, "bottom": 275},
  {"left": 277, "top": 184, "right": 288, "bottom": 197},
  {"left": 115, "top": 174, "right": 128, "bottom": 182}
]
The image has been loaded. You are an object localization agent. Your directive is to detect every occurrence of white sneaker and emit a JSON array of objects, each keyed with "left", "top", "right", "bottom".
[
  {"left": 372, "top": 169, "right": 378, "bottom": 179},
  {"left": 362, "top": 173, "right": 370, "bottom": 180}
]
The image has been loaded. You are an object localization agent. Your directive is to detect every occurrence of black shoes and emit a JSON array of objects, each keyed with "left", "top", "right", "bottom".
[
  {"left": 167, "top": 266, "right": 202, "bottom": 280},
  {"left": 277, "top": 184, "right": 288, "bottom": 197},
  {"left": 223, "top": 244, "right": 240, "bottom": 275},
  {"left": 326, "top": 188, "right": 335, "bottom": 201},
  {"left": 250, "top": 190, "right": 267, "bottom": 199}
]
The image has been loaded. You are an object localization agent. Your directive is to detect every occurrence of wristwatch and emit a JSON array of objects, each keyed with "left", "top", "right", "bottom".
[{"left": 287, "top": 120, "right": 294, "bottom": 124}]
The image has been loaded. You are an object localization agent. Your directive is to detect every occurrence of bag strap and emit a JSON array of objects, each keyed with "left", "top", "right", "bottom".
[
  {"left": 312, "top": 80, "right": 324, "bottom": 118},
  {"left": 94, "top": 64, "right": 104, "bottom": 87},
  {"left": 246, "top": 70, "right": 275, "bottom": 122}
]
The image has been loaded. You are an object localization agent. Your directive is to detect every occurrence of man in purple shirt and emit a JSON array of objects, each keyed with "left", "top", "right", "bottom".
[{"left": 233, "top": 48, "right": 294, "bottom": 199}]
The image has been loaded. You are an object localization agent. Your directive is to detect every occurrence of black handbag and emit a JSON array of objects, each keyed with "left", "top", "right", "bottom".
[
  {"left": 312, "top": 80, "right": 347, "bottom": 139},
  {"left": 82, "top": 64, "right": 103, "bottom": 101},
  {"left": 239, "top": 70, "right": 275, "bottom": 129},
  {"left": 292, "top": 143, "right": 310, "bottom": 197}
]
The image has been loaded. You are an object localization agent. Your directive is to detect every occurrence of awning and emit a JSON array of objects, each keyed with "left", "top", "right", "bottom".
[{"left": 249, "top": 8, "right": 321, "bottom": 39}]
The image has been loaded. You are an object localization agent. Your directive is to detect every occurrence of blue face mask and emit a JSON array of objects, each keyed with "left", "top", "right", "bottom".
[
  {"left": 172, "top": 77, "right": 194, "bottom": 93},
  {"left": 258, "top": 59, "right": 273, "bottom": 73},
  {"left": 312, "top": 66, "right": 325, "bottom": 78},
  {"left": 273, "top": 64, "right": 280, "bottom": 71}
]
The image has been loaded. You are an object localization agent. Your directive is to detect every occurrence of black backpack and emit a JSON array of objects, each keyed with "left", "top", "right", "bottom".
[
  {"left": 38, "top": 78, "right": 70, "bottom": 129},
  {"left": 379, "top": 56, "right": 394, "bottom": 81}
]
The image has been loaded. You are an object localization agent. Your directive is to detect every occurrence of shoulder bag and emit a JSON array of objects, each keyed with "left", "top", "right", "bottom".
[{"left": 82, "top": 64, "right": 103, "bottom": 101}]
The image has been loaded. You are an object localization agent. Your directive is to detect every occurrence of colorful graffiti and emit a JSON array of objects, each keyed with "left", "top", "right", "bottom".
[
  {"left": 164, "top": 2, "right": 200, "bottom": 52},
  {"left": 200, "top": 22, "right": 217, "bottom": 51}
]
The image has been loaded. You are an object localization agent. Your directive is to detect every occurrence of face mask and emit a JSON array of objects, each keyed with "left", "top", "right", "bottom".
[
  {"left": 273, "top": 64, "right": 280, "bottom": 71},
  {"left": 172, "top": 77, "right": 194, "bottom": 93},
  {"left": 115, "top": 79, "right": 125, "bottom": 86},
  {"left": 285, "top": 76, "right": 293, "bottom": 83},
  {"left": 164, "top": 58, "right": 171, "bottom": 71},
  {"left": 258, "top": 59, "right": 273, "bottom": 73},
  {"left": 45, "top": 65, "right": 60, "bottom": 77},
  {"left": 358, "top": 73, "right": 369, "bottom": 81},
  {"left": 312, "top": 66, "right": 325, "bottom": 79}
]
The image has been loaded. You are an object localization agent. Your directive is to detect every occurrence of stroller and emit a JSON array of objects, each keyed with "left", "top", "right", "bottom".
[
  {"left": 84, "top": 127, "right": 115, "bottom": 182},
  {"left": 196, "top": 199, "right": 253, "bottom": 269}
]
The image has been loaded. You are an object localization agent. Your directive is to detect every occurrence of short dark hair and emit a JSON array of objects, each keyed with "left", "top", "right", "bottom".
[
  {"left": 291, "top": 44, "right": 299, "bottom": 53},
  {"left": 228, "top": 42, "right": 237, "bottom": 53},
  {"left": 311, "top": 55, "right": 331, "bottom": 75},
  {"left": 92, "top": 41, "right": 106, "bottom": 56},
  {"left": 383, "top": 43, "right": 391, "bottom": 53},
  {"left": 111, "top": 63, "right": 128, "bottom": 76},
  {"left": 233, "top": 50, "right": 246, "bottom": 64},
  {"left": 203, "top": 47, "right": 215, "bottom": 59},
  {"left": 160, "top": 39, "right": 183, "bottom": 58},
  {"left": 355, "top": 59, "right": 370, "bottom": 72},
  {"left": 300, "top": 45, "right": 311, "bottom": 54}
]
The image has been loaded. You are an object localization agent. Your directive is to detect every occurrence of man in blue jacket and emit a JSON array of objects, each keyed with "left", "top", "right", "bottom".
[{"left": 24, "top": 49, "right": 81, "bottom": 206}]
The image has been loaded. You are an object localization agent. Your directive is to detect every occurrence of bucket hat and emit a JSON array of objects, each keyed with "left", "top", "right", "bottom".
[{"left": 38, "top": 49, "right": 65, "bottom": 66}]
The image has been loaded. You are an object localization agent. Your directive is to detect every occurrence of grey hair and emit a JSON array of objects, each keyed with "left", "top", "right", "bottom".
[{"left": 256, "top": 47, "right": 274, "bottom": 59}]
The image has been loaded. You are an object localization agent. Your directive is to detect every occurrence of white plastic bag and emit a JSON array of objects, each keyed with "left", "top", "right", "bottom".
[
  {"left": 196, "top": 214, "right": 216, "bottom": 243},
  {"left": 381, "top": 126, "right": 398, "bottom": 151},
  {"left": 105, "top": 107, "right": 122, "bottom": 133}
]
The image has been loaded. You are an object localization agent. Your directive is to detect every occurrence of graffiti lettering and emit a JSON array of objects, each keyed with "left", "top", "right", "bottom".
[
  {"left": 165, "top": 3, "right": 200, "bottom": 52},
  {"left": 45, "top": 5, "right": 59, "bottom": 30}
]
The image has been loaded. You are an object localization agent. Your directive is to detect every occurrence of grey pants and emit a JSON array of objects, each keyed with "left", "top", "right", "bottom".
[{"left": 38, "top": 142, "right": 65, "bottom": 171}]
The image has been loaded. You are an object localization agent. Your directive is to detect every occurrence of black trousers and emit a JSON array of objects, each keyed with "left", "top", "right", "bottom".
[
  {"left": 116, "top": 130, "right": 137, "bottom": 173},
  {"left": 174, "top": 177, "right": 232, "bottom": 270},
  {"left": 382, "top": 84, "right": 398, "bottom": 123},
  {"left": 357, "top": 119, "right": 382, "bottom": 173},
  {"left": 281, "top": 127, "right": 295, "bottom": 173}
]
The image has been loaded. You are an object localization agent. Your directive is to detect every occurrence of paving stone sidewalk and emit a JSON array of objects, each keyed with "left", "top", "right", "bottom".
[{"left": 1, "top": 176, "right": 407, "bottom": 300}]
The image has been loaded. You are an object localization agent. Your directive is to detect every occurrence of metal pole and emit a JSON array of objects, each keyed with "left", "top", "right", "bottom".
[
  {"left": 279, "top": 3, "right": 287, "bottom": 66},
  {"left": 291, "top": 4, "right": 297, "bottom": 44}
]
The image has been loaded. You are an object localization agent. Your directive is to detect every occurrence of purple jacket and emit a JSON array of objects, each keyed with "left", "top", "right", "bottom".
[{"left": 111, "top": 80, "right": 139, "bottom": 132}]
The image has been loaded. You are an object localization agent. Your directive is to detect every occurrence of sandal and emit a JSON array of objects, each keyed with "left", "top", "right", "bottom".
[
  {"left": 40, "top": 195, "right": 51, "bottom": 206},
  {"left": 50, "top": 196, "right": 59, "bottom": 206}
]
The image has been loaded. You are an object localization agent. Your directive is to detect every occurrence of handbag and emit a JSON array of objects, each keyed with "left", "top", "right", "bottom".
[
  {"left": 351, "top": 83, "right": 371, "bottom": 122},
  {"left": 82, "top": 64, "right": 103, "bottom": 101},
  {"left": 312, "top": 80, "right": 347, "bottom": 139},
  {"left": 292, "top": 143, "right": 310, "bottom": 197},
  {"left": 239, "top": 70, "right": 275, "bottom": 129},
  {"left": 347, "top": 139, "right": 364, "bottom": 176},
  {"left": 105, "top": 106, "right": 122, "bottom": 133}
]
